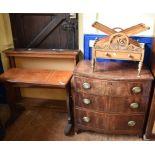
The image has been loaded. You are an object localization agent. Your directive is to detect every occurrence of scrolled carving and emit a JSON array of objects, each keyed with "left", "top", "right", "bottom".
[
  {"left": 127, "top": 44, "right": 141, "bottom": 52},
  {"left": 109, "top": 32, "right": 129, "bottom": 50}
]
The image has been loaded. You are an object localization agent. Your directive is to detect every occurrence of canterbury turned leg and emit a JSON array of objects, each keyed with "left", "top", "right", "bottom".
[
  {"left": 137, "top": 45, "right": 145, "bottom": 77},
  {"left": 137, "top": 61, "right": 143, "bottom": 77},
  {"left": 5, "top": 83, "right": 24, "bottom": 126},
  {"left": 91, "top": 49, "right": 95, "bottom": 71}
]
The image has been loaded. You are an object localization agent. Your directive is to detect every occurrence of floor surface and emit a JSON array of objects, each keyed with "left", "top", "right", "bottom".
[{"left": 0, "top": 99, "right": 142, "bottom": 141}]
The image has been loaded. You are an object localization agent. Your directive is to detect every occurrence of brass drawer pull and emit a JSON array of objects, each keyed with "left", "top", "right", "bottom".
[
  {"left": 128, "top": 121, "right": 136, "bottom": 127},
  {"left": 82, "top": 116, "right": 90, "bottom": 123},
  {"left": 82, "top": 98, "right": 91, "bottom": 105},
  {"left": 82, "top": 82, "right": 91, "bottom": 89},
  {"left": 105, "top": 52, "right": 109, "bottom": 56},
  {"left": 132, "top": 86, "right": 142, "bottom": 94},
  {"left": 130, "top": 103, "right": 139, "bottom": 109}
]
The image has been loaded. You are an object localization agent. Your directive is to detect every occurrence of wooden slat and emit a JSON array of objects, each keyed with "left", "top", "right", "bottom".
[
  {"left": 92, "top": 22, "right": 146, "bottom": 47},
  {"left": 92, "top": 22, "right": 150, "bottom": 36},
  {"left": 121, "top": 23, "right": 150, "bottom": 36},
  {"left": 92, "top": 22, "right": 116, "bottom": 35}
]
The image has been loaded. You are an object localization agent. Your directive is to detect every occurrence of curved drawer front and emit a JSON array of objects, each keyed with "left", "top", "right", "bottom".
[
  {"left": 75, "top": 108, "right": 106, "bottom": 129},
  {"left": 74, "top": 92, "right": 108, "bottom": 112},
  {"left": 74, "top": 77, "right": 108, "bottom": 95},
  {"left": 108, "top": 81, "right": 152, "bottom": 97},
  {"left": 75, "top": 108, "right": 145, "bottom": 134},
  {"left": 74, "top": 76, "right": 152, "bottom": 97},
  {"left": 109, "top": 96, "right": 148, "bottom": 113},
  {"left": 108, "top": 114, "right": 144, "bottom": 131}
]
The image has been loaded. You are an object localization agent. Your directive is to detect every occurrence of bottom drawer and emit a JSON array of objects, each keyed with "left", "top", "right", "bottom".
[
  {"left": 75, "top": 108, "right": 106, "bottom": 129},
  {"left": 108, "top": 114, "right": 144, "bottom": 131},
  {"left": 74, "top": 108, "right": 145, "bottom": 135}
]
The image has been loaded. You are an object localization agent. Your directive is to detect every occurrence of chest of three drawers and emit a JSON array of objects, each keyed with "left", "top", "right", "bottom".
[{"left": 72, "top": 60, "right": 153, "bottom": 136}]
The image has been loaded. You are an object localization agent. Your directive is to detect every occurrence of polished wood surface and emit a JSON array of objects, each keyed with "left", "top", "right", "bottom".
[
  {"left": 74, "top": 91, "right": 148, "bottom": 113},
  {"left": 4, "top": 49, "right": 79, "bottom": 59},
  {"left": 72, "top": 60, "right": 153, "bottom": 136},
  {"left": 73, "top": 92, "right": 108, "bottom": 112},
  {"left": 75, "top": 108, "right": 106, "bottom": 130},
  {"left": 74, "top": 60, "right": 153, "bottom": 80},
  {"left": 74, "top": 76, "right": 152, "bottom": 97},
  {"left": 0, "top": 68, "right": 72, "bottom": 88},
  {"left": 75, "top": 109, "right": 144, "bottom": 135}
]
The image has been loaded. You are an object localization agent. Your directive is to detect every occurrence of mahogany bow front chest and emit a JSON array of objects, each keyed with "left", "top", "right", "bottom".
[{"left": 72, "top": 60, "right": 153, "bottom": 136}]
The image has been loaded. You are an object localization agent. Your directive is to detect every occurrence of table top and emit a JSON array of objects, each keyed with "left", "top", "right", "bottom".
[
  {"left": 0, "top": 68, "right": 73, "bottom": 88},
  {"left": 4, "top": 49, "right": 79, "bottom": 59}
]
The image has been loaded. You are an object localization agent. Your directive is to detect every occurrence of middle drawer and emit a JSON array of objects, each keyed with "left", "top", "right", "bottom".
[
  {"left": 73, "top": 91, "right": 108, "bottom": 112},
  {"left": 74, "top": 92, "right": 148, "bottom": 113}
]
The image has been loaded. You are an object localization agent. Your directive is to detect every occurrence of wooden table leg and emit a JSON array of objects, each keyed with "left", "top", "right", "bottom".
[
  {"left": 5, "top": 83, "right": 25, "bottom": 127},
  {"left": 0, "top": 120, "right": 5, "bottom": 140},
  {"left": 64, "top": 83, "right": 73, "bottom": 135}
]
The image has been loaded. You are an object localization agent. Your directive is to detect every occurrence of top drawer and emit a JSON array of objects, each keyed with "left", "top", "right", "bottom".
[
  {"left": 73, "top": 76, "right": 152, "bottom": 97},
  {"left": 108, "top": 80, "right": 152, "bottom": 97},
  {"left": 73, "top": 76, "right": 108, "bottom": 96},
  {"left": 96, "top": 51, "right": 142, "bottom": 61}
]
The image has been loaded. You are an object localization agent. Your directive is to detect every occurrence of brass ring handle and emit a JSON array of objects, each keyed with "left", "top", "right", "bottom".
[
  {"left": 82, "top": 116, "right": 90, "bottom": 123},
  {"left": 132, "top": 86, "right": 142, "bottom": 94},
  {"left": 82, "top": 82, "right": 91, "bottom": 89},
  {"left": 130, "top": 103, "right": 139, "bottom": 109},
  {"left": 83, "top": 98, "right": 91, "bottom": 105},
  {"left": 113, "top": 27, "right": 124, "bottom": 32},
  {"left": 128, "top": 121, "right": 136, "bottom": 127}
]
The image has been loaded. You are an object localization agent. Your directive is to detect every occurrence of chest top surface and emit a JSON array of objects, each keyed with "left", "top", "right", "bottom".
[{"left": 74, "top": 60, "right": 153, "bottom": 81}]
